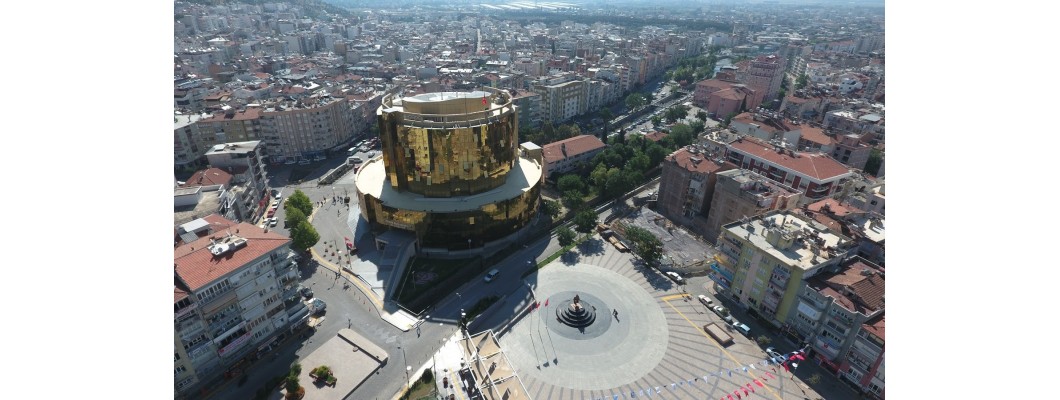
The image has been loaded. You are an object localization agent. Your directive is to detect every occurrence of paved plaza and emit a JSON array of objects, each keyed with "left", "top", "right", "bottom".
[{"left": 499, "top": 238, "right": 823, "bottom": 400}]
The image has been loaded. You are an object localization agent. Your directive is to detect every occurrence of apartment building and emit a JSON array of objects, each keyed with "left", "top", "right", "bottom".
[
  {"left": 195, "top": 107, "right": 264, "bottom": 149},
  {"left": 511, "top": 90, "right": 543, "bottom": 129},
  {"left": 725, "top": 137, "right": 855, "bottom": 203},
  {"left": 656, "top": 146, "right": 735, "bottom": 239},
  {"left": 204, "top": 141, "right": 270, "bottom": 222},
  {"left": 830, "top": 133, "right": 872, "bottom": 170},
  {"left": 541, "top": 135, "right": 606, "bottom": 180},
  {"left": 693, "top": 79, "right": 762, "bottom": 118},
  {"left": 260, "top": 96, "right": 358, "bottom": 162},
  {"left": 711, "top": 211, "right": 856, "bottom": 327},
  {"left": 534, "top": 76, "right": 588, "bottom": 125},
  {"left": 175, "top": 113, "right": 207, "bottom": 167},
  {"left": 786, "top": 256, "right": 884, "bottom": 398},
  {"left": 174, "top": 217, "right": 304, "bottom": 397},
  {"left": 702, "top": 169, "right": 802, "bottom": 245},
  {"left": 740, "top": 54, "right": 786, "bottom": 101}
]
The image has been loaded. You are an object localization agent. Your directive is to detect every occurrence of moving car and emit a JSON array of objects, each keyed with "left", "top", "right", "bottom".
[
  {"left": 664, "top": 271, "right": 684, "bottom": 284},
  {"left": 484, "top": 269, "right": 500, "bottom": 283},
  {"left": 697, "top": 295, "right": 714, "bottom": 308}
]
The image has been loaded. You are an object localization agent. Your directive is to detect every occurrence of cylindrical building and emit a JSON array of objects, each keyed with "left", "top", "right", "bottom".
[{"left": 354, "top": 88, "right": 543, "bottom": 250}]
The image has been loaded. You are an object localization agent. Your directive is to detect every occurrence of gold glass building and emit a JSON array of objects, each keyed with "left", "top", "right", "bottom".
[{"left": 355, "top": 88, "right": 543, "bottom": 249}]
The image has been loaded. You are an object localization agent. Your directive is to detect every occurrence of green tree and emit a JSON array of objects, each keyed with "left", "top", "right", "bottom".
[
  {"left": 664, "top": 105, "right": 690, "bottom": 123},
  {"left": 864, "top": 148, "right": 884, "bottom": 175},
  {"left": 285, "top": 207, "right": 307, "bottom": 229},
  {"left": 598, "top": 107, "right": 614, "bottom": 121},
  {"left": 807, "top": 373, "right": 822, "bottom": 385},
  {"left": 556, "top": 226, "right": 577, "bottom": 246},
  {"left": 696, "top": 110, "right": 708, "bottom": 121},
  {"left": 628, "top": 153, "right": 651, "bottom": 172},
  {"left": 542, "top": 199, "right": 562, "bottom": 220},
  {"left": 651, "top": 115, "right": 662, "bottom": 126},
  {"left": 795, "top": 74, "right": 808, "bottom": 90},
  {"left": 669, "top": 123, "right": 695, "bottom": 148},
  {"left": 285, "top": 190, "right": 314, "bottom": 217},
  {"left": 624, "top": 225, "right": 663, "bottom": 265},
  {"left": 290, "top": 220, "right": 321, "bottom": 251},
  {"left": 557, "top": 174, "right": 586, "bottom": 195},
  {"left": 625, "top": 93, "right": 647, "bottom": 110},
  {"left": 556, "top": 124, "right": 582, "bottom": 140},
  {"left": 562, "top": 190, "right": 584, "bottom": 211},
  {"left": 646, "top": 143, "right": 669, "bottom": 166},
  {"left": 589, "top": 163, "right": 610, "bottom": 189},
  {"left": 573, "top": 209, "right": 598, "bottom": 237},
  {"left": 690, "top": 120, "right": 706, "bottom": 134}
]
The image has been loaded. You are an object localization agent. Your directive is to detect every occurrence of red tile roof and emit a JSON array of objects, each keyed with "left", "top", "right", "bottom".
[
  {"left": 728, "top": 137, "right": 851, "bottom": 181},
  {"left": 644, "top": 131, "right": 668, "bottom": 142},
  {"left": 806, "top": 198, "right": 861, "bottom": 217},
  {"left": 174, "top": 222, "right": 290, "bottom": 292},
  {"left": 808, "top": 257, "right": 885, "bottom": 315},
  {"left": 542, "top": 135, "right": 606, "bottom": 164},
  {"left": 181, "top": 168, "right": 233, "bottom": 188},
  {"left": 175, "top": 284, "right": 189, "bottom": 303},
  {"left": 862, "top": 314, "right": 885, "bottom": 341},
  {"left": 795, "top": 126, "right": 832, "bottom": 147},
  {"left": 666, "top": 147, "right": 735, "bottom": 174}
]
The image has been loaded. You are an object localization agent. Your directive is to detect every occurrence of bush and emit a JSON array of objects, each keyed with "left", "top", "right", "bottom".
[{"left": 419, "top": 368, "right": 433, "bottom": 384}]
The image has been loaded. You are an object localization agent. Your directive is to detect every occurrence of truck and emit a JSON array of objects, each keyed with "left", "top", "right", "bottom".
[{"left": 703, "top": 322, "right": 734, "bottom": 346}]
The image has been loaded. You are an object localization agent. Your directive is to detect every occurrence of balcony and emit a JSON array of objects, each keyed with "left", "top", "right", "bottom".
[{"left": 814, "top": 335, "right": 842, "bottom": 360}]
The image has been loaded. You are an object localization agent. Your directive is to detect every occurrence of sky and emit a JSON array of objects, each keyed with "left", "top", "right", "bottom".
[{"left": 1, "top": 0, "right": 1054, "bottom": 398}]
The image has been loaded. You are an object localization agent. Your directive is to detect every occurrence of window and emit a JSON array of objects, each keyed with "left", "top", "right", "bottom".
[{"left": 175, "top": 365, "right": 187, "bottom": 376}]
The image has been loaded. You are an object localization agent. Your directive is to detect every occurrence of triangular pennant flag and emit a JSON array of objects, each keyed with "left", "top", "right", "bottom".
[
  {"left": 766, "top": 372, "right": 775, "bottom": 379},
  {"left": 629, "top": 390, "right": 635, "bottom": 398},
  {"left": 734, "top": 390, "right": 742, "bottom": 399},
  {"left": 671, "top": 383, "right": 677, "bottom": 390},
  {"left": 755, "top": 380, "right": 764, "bottom": 387},
  {"left": 747, "top": 383, "right": 755, "bottom": 393},
  {"left": 613, "top": 395, "right": 619, "bottom": 400},
  {"left": 750, "top": 364, "right": 757, "bottom": 370},
  {"left": 727, "top": 395, "right": 734, "bottom": 400},
  {"left": 688, "top": 379, "right": 694, "bottom": 386},
  {"left": 742, "top": 387, "right": 749, "bottom": 396},
  {"left": 728, "top": 370, "right": 733, "bottom": 377},
  {"left": 639, "top": 389, "right": 645, "bottom": 396},
  {"left": 743, "top": 366, "right": 748, "bottom": 373},
  {"left": 703, "top": 376, "right": 709, "bottom": 383},
  {"left": 655, "top": 387, "right": 661, "bottom": 395},
  {"left": 679, "top": 381, "right": 684, "bottom": 386}
]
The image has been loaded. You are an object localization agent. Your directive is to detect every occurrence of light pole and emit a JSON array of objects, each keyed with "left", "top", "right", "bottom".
[{"left": 398, "top": 345, "right": 411, "bottom": 397}]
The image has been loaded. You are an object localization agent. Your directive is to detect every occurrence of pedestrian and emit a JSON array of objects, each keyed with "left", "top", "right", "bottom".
[{"left": 613, "top": 309, "right": 618, "bottom": 318}]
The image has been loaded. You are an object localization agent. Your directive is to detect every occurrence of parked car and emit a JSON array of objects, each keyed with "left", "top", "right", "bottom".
[
  {"left": 269, "top": 218, "right": 278, "bottom": 227},
  {"left": 665, "top": 271, "right": 684, "bottom": 284},
  {"left": 307, "top": 298, "right": 326, "bottom": 314},
  {"left": 299, "top": 287, "right": 314, "bottom": 300},
  {"left": 712, "top": 306, "right": 734, "bottom": 323},
  {"left": 732, "top": 320, "right": 751, "bottom": 336},
  {"left": 697, "top": 295, "right": 714, "bottom": 308},
  {"left": 484, "top": 269, "right": 500, "bottom": 283}
]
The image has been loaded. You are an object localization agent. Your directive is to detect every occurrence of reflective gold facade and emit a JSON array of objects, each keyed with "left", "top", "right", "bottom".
[{"left": 356, "top": 88, "right": 543, "bottom": 250}]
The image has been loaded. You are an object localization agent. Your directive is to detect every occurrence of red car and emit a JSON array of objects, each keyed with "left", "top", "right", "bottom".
[{"left": 267, "top": 209, "right": 276, "bottom": 218}]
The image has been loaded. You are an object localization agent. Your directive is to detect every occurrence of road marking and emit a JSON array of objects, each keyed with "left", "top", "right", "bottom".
[
  {"left": 661, "top": 293, "right": 690, "bottom": 301},
  {"left": 661, "top": 298, "right": 785, "bottom": 400}
]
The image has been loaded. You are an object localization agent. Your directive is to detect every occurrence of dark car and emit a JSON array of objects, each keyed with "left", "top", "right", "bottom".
[{"left": 299, "top": 287, "right": 313, "bottom": 299}]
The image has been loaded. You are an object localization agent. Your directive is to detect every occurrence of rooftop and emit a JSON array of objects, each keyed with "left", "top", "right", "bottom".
[
  {"left": 355, "top": 156, "right": 542, "bottom": 213},
  {"left": 728, "top": 137, "right": 853, "bottom": 181},
  {"left": 665, "top": 146, "right": 730, "bottom": 174},
  {"left": 205, "top": 141, "right": 262, "bottom": 155},
  {"left": 181, "top": 168, "right": 233, "bottom": 188},
  {"left": 173, "top": 221, "right": 290, "bottom": 292},
  {"left": 807, "top": 257, "right": 885, "bottom": 316},
  {"left": 542, "top": 135, "right": 607, "bottom": 164},
  {"left": 861, "top": 314, "right": 885, "bottom": 341},
  {"left": 723, "top": 211, "right": 848, "bottom": 271}
]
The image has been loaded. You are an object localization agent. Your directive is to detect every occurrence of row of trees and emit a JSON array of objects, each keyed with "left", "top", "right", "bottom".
[
  {"left": 520, "top": 122, "right": 584, "bottom": 146},
  {"left": 283, "top": 190, "right": 321, "bottom": 252},
  {"left": 665, "top": 49, "right": 721, "bottom": 85}
]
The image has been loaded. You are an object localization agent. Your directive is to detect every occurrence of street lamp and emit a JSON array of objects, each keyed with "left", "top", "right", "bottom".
[{"left": 398, "top": 345, "right": 411, "bottom": 396}]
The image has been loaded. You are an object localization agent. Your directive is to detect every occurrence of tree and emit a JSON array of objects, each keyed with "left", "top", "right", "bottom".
[
  {"left": 690, "top": 120, "right": 706, "bottom": 134},
  {"left": 628, "top": 153, "right": 650, "bottom": 173},
  {"left": 646, "top": 143, "right": 668, "bottom": 166},
  {"left": 795, "top": 74, "right": 808, "bottom": 90},
  {"left": 556, "top": 226, "right": 577, "bottom": 246},
  {"left": 625, "top": 225, "right": 663, "bottom": 265},
  {"left": 285, "top": 363, "right": 303, "bottom": 400},
  {"left": 290, "top": 220, "right": 321, "bottom": 252},
  {"left": 669, "top": 123, "right": 694, "bottom": 148},
  {"left": 556, "top": 124, "right": 581, "bottom": 140},
  {"left": 864, "top": 148, "right": 884, "bottom": 176},
  {"left": 625, "top": 93, "right": 647, "bottom": 110},
  {"left": 756, "top": 335, "right": 772, "bottom": 346},
  {"left": 285, "top": 189, "right": 314, "bottom": 217},
  {"left": 562, "top": 190, "right": 584, "bottom": 211},
  {"left": 696, "top": 110, "right": 708, "bottom": 121},
  {"left": 589, "top": 163, "right": 609, "bottom": 189},
  {"left": 664, "top": 105, "right": 689, "bottom": 123},
  {"left": 573, "top": 210, "right": 598, "bottom": 237},
  {"left": 598, "top": 107, "right": 614, "bottom": 121},
  {"left": 285, "top": 207, "right": 307, "bottom": 229},
  {"left": 807, "top": 373, "right": 823, "bottom": 385},
  {"left": 651, "top": 115, "right": 662, "bottom": 126},
  {"left": 557, "top": 174, "right": 586, "bottom": 195},
  {"left": 542, "top": 199, "right": 561, "bottom": 220}
]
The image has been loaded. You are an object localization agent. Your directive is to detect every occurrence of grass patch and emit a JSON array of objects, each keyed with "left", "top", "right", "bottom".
[
  {"left": 521, "top": 235, "right": 588, "bottom": 278},
  {"left": 401, "top": 369, "right": 436, "bottom": 400}
]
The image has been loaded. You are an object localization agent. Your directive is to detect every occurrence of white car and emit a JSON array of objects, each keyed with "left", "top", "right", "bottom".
[
  {"left": 269, "top": 217, "right": 278, "bottom": 227},
  {"left": 732, "top": 320, "right": 751, "bottom": 336},
  {"left": 665, "top": 271, "right": 684, "bottom": 284},
  {"left": 484, "top": 269, "right": 500, "bottom": 283},
  {"left": 697, "top": 295, "right": 714, "bottom": 307}
]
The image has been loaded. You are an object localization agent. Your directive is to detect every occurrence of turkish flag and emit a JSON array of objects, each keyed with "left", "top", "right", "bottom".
[
  {"left": 482, "top": 96, "right": 488, "bottom": 105},
  {"left": 755, "top": 380, "right": 764, "bottom": 388},
  {"left": 793, "top": 353, "right": 806, "bottom": 361},
  {"left": 742, "top": 387, "right": 749, "bottom": 396},
  {"left": 747, "top": 383, "right": 754, "bottom": 392}
]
